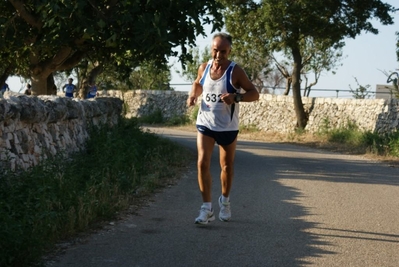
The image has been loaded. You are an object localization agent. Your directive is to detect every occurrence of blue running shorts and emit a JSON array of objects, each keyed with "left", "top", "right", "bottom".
[{"left": 196, "top": 125, "right": 238, "bottom": 146}]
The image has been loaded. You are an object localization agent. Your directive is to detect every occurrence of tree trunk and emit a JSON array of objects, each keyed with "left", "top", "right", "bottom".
[
  {"left": 79, "top": 78, "right": 90, "bottom": 99},
  {"left": 31, "top": 75, "right": 49, "bottom": 95},
  {"left": 291, "top": 46, "right": 308, "bottom": 129},
  {"left": 283, "top": 77, "right": 291, "bottom": 95},
  {"left": 46, "top": 74, "right": 57, "bottom": 95},
  {"left": 79, "top": 64, "right": 104, "bottom": 98},
  {"left": 306, "top": 87, "right": 311, "bottom": 97},
  {"left": 303, "top": 86, "right": 311, "bottom": 97},
  {"left": 29, "top": 47, "right": 85, "bottom": 96},
  {"left": 0, "top": 64, "right": 14, "bottom": 89}
]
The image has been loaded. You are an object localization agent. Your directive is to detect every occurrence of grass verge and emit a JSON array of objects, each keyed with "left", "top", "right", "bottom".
[
  {"left": 237, "top": 122, "right": 399, "bottom": 165},
  {"left": 0, "top": 118, "right": 193, "bottom": 267}
]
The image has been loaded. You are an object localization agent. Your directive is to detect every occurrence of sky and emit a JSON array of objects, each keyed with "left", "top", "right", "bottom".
[
  {"left": 5, "top": 1, "right": 399, "bottom": 98},
  {"left": 170, "top": 0, "right": 399, "bottom": 98}
]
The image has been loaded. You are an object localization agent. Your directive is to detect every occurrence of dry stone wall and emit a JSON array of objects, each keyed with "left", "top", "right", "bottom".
[
  {"left": 100, "top": 90, "right": 399, "bottom": 134},
  {"left": 241, "top": 94, "right": 399, "bottom": 134},
  {"left": 98, "top": 90, "right": 189, "bottom": 119},
  {"left": 2, "top": 89, "right": 398, "bottom": 172},
  {"left": 0, "top": 92, "right": 122, "bottom": 172}
]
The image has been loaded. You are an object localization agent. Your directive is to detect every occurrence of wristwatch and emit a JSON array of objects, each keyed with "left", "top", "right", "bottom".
[{"left": 234, "top": 94, "right": 243, "bottom": 103}]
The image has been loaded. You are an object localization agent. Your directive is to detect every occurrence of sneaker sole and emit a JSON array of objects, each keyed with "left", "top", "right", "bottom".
[
  {"left": 219, "top": 216, "right": 231, "bottom": 222},
  {"left": 195, "top": 215, "right": 215, "bottom": 225}
]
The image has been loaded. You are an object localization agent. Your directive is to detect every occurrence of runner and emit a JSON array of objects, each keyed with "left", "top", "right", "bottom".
[{"left": 187, "top": 32, "right": 259, "bottom": 224}]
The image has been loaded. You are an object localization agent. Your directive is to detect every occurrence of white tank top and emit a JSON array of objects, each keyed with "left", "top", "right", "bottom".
[{"left": 196, "top": 60, "right": 240, "bottom": 131}]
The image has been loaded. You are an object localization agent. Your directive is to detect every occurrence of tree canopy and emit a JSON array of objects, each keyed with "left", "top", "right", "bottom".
[
  {"left": 220, "top": 0, "right": 396, "bottom": 129},
  {"left": 0, "top": 0, "right": 223, "bottom": 95},
  {"left": 176, "top": 46, "right": 211, "bottom": 83}
]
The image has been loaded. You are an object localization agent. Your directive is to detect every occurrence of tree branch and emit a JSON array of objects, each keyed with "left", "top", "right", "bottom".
[
  {"left": 49, "top": 47, "right": 74, "bottom": 68},
  {"left": 58, "top": 51, "right": 86, "bottom": 71},
  {"left": 9, "top": 0, "right": 43, "bottom": 29}
]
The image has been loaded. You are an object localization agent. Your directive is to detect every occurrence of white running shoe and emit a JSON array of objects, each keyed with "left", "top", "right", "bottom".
[
  {"left": 218, "top": 196, "right": 231, "bottom": 221},
  {"left": 195, "top": 206, "right": 215, "bottom": 225}
]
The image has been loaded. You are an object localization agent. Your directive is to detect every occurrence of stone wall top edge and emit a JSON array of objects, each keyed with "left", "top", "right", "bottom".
[
  {"left": 130, "top": 89, "right": 188, "bottom": 95},
  {"left": 0, "top": 93, "right": 123, "bottom": 123},
  {"left": 102, "top": 90, "right": 397, "bottom": 105}
]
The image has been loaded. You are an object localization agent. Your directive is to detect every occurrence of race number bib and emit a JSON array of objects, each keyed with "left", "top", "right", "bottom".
[{"left": 203, "top": 93, "right": 224, "bottom": 110}]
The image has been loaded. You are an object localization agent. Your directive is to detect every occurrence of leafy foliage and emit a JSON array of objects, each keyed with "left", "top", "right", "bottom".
[
  {"left": 138, "top": 109, "right": 165, "bottom": 124},
  {"left": 301, "top": 41, "right": 345, "bottom": 97},
  {"left": 318, "top": 117, "right": 399, "bottom": 157},
  {"left": 176, "top": 46, "right": 212, "bottom": 83},
  {"left": 0, "top": 0, "right": 224, "bottom": 94},
  {"left": 129, "top": 60, "right": 172, "bottom": 90},
  {"left": 349, "top": 77, "right": 373, "bottom": 99},
  {"left": 219, "top": 0, "right": 396, "bottom": 129}
]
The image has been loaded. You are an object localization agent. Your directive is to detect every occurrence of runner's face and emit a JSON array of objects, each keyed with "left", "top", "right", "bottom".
[{"left": 211, "top": 37, "right": 231, "bottom": 65}]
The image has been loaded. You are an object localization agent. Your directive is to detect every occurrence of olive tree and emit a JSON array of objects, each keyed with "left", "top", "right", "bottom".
[
  {"left": 0, "top": 0, "right": 223, "bottom": 95},
  {"left": 220, "top": 0, "right": 396, "bottom": 129}
]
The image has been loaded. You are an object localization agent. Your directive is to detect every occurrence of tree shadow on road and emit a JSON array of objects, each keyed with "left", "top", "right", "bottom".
[{"left": 220, "top": 139, "right": 399, "bottom": 265}]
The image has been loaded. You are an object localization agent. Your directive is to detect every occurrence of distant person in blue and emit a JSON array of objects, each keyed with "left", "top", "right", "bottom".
[
  {"left": 86, "top": 83, "right": 98, "bottom": 99},
  {"left": 1, "top": 83, "right": 10, "bottom": 95},
  {"left": 62, "top": 78, "right": 77, "bottom": 98}
]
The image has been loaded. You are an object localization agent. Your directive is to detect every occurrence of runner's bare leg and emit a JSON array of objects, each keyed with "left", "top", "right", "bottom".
[
  {"left": 219, "top": 138, "right": 237, "bottom": 197},
  {"left": 197, "top": 132, "right": 216, "bottom": 202}
]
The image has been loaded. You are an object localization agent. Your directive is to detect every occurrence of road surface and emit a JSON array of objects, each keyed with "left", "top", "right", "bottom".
[{"left": 46, "top": 127, "right": 399, "bottom": 267}]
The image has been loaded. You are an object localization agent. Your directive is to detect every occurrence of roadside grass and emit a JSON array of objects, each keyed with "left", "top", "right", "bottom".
[
  {"left": 317, "top": 120, "right": 399, "bottom": 158},
  {"left": 168, "top": 117, "right": 399, "bottom": 163},
  {"left": 138, "top": 106, "right": 198, "bottom": 127},
  {"left": 0, "top": 118, "right": 193, "bottom": 267},
  {"left": 238, "top": 121, "right": 399, "bottom": 161},
  {"left": 239, "top": 124, "right": 259, "bottom": 133}
]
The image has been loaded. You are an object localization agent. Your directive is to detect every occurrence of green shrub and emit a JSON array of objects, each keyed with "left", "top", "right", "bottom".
[
  {"left": 322, "top": 120, "right": 399, "bottom": 157},
  {"left": 165, "top": 114, "right": 191, "bottom": 126},
  {"left": 138, "top": 108, "right": 164, "bottom": 124},
  {"left": 122, "top": 101, "right": 129, "bottom": 116},
  {"left": 0, "top": 118, "right": 192, "bottom": 267},
  {"left": 190, "top": 105, "right": 199, "bottom": 123},
  {"left": 317, "top": 117, "right": 332, "bottom": 136},
  {"left": 387, "top": 131, "right": 399, "bottom": 157},
  {"left": 328, "top": 121, "right": 363, "bottom": 146},
  {"left": 239, "top": 124, "right": 259, "bottom": 133},
  {"left": 360, "top": 131, "right": 386, "bottom": 154}
]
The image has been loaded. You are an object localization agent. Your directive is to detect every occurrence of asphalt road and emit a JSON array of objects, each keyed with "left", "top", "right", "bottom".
[{"left": 46, "top": 127, "right": 399, "bottom": 267}]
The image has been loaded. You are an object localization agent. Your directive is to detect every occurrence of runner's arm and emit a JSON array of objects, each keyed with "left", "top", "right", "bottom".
[
  {"left": 233, "top": 65, "right": 259, "bottom": 102},
  {"left": 187, "top": 63, "right": 207, "bottom": 107}
]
